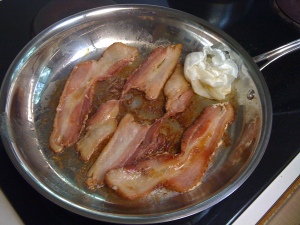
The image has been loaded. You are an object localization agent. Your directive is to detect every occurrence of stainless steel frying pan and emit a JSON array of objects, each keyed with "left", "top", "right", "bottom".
[{"left": 0, "top": 5, "right": 299, "bottom": 224}]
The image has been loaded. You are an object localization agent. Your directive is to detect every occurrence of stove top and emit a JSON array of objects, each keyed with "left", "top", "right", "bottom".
[{"left": 0, "top": 0, "right": 299, "bottom": 224}]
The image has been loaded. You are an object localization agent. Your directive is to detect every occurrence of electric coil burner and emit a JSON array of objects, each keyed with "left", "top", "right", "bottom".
[{"left": 274, "top": 0, "right": 300, "bottom": 30}]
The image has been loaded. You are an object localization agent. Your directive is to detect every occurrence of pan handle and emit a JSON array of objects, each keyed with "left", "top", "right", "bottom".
[{"left": 252, "top": 38, "right": 300, "bottom": 71}]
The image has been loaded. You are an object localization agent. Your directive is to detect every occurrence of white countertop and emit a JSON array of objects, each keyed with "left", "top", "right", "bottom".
[
  {"left": 0, "top": 189, "right": 24, "bottom": 225},
  {"left": 233, "top": 152, "right": 300, "bottom": 225}
]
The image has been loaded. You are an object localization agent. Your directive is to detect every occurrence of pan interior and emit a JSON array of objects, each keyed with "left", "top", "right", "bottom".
[{"left": 1, "top": 5, "right": 270, "bottom": 223}]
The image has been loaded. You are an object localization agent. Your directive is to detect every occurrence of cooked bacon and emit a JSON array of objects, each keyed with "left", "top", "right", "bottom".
[
  {"left": 127, "top": 117, "right": 165, "bottom": 162},
  {"left": 128, "top": 65, "right": 193, "bottom": 161},
  {"left": 49, "top": 43, "right": 138, "bottom": 153},
  {"left": 122, "top": 44, "right": 182, "bottom": 100},
  {"left": 86, "top": 114, "right": 150, "bottom": 188},
  {"left": 105, "top": 103, "right": 234, "bottom": 199},
  {"left": 76, "top": 100, "right": 120, "bottom": 162},
  {"left": 164, "top": 64, "right": 193, "bottom": 116},
  {"left": 165, "top": 103, "right": 234, "bottom": 192}
]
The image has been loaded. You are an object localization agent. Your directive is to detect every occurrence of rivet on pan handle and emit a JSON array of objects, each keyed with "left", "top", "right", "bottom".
[{"left": 253, "top": 38, "right": 300, "bottom": 71}]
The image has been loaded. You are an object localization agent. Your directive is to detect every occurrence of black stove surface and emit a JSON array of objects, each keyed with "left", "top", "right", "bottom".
[{"left": 0, "top": 0, "right": 299, "bottom": 224}]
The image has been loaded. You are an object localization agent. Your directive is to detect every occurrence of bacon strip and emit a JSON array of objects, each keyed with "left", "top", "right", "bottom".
[
  {"left": 127, "top": 118, "right": 165, "bottom": 162},
  {"left": 76, "top": 100, "right": 120, "bottom": 162},
  {"left": 86, "top": 114, "right": 150, "bottom": 188},
  {"left": 105, "top": 103, "right": 234, "bottom": 199},
  {"left": 122, "top": 44, "right": 182, "bottom": 100},
  {"left": 49, "top": 43, "right": 138, "bottom": 153},
  {"left": 164, "top": 64, "right": 193, "bottom": 116}
]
